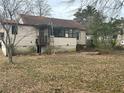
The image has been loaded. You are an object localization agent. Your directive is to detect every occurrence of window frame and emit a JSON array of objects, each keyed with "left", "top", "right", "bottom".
[
  {"left": 0, "top": 33, "right": 4, "bottom": 40},
  {"left": 12, "top": 25, "right": 18, "bottom": 35}
]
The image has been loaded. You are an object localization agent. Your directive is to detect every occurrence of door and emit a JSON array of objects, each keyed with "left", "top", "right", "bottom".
[{"left": 39, "top": 30, "right": 44, "bottom": 44}]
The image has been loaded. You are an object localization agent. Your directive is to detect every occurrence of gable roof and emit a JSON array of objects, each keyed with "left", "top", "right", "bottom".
[{"left": 20, "top": 14, "right": 85, "bottom": 30}]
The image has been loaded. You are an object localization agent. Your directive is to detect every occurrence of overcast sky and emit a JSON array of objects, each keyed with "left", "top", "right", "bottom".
[
  {"left": 47, "top": 0, "right": 80, "bottom": 19},
  {"left": 47, "top": 0, "right": 124, "bottom": 20}
]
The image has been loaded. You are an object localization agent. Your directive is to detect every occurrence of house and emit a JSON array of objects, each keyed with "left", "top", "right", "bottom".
[
  {"left": 0, "top": 14, "right": 86, "bottom": 56},
  {"left": 112, "top": 18, "right": 124, "bottom": 47},
  {"left": 116, "top": 31, "right": 124, "bottom": 46}
]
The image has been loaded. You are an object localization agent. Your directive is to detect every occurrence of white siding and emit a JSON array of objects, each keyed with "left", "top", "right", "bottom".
[
  {"left": 0, "top": 40, "right": 7, "bottom": 56},
  {"left": 116, "top": 34, "right": 124, "bottom": 46},
  {"left": 1, "top": 25, "right": 38, "bottom": 55},
  {"left": 50, "top": 37, "right": 76, "bottom": 52},
  {"left": 0, "top": 25, "right": 87, "bottom": 55},
  {"left": 14, "top": 25, "right": 38, "bottom": 46},
  {"left": 77, "top": 31, "right": 86, "bottom": 45}
]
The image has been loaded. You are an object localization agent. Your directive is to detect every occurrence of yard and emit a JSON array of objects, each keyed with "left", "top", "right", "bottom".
[{"left": 0, "top": 50, "right": 124, "bottom": 93}]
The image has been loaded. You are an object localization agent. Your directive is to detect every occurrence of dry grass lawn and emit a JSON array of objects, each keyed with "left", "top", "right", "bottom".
[{"left": 0, "top": 50, "right": 124, "bottom": 93}]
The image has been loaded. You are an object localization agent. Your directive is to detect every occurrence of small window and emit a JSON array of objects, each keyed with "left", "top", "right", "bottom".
[
  {"left": 71, "top": 30, "right": 80, "bottom": 40},
  {"left": 76, "top": 32, "right": 79, "bottom": 40},
  {"left": 0, "top": 33, "right": 4, "bottom": 40},
  {"left": 68, "top": 30, "right": 73, "bottom": 38},
  {"left": 113, "top": 35, "right": 117, "bottom": 39},
  {"left": 53, "top": 28, "right": 65, "bottom": 37},
  {"left": 12, "top": 25, "right": 18, "bottom": 34}
]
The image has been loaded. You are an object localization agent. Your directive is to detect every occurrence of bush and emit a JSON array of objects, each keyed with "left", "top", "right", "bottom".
[
  {"left": 29, "top": 46, "right": 36, "bottom": 52},
  {"left": 76, "top": 44, "right": 86, "bottom": 51},
  {"left": 111, "top": 40, "right": 116, "bottom": 48},
  {"left": 114, "top": 45, "right": 124, "bottom": 50},
  {"left": 45, "top": 46, "right": 55, "bottom": 55},
  {"left": 86, "top": 39, "right": 95, "bottom": 48}
]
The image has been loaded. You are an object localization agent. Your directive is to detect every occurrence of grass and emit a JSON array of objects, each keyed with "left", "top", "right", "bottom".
[{"left": 0, "top": 50, "right": 124, "bottom": 93}]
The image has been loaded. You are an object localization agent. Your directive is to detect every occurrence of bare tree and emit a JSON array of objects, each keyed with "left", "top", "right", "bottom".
[
  {"left": 33, "top": 0, "right": 51, "bottom": 16},
  {"left": 0, "top": 0, "right": 33, "bottom": 63}
]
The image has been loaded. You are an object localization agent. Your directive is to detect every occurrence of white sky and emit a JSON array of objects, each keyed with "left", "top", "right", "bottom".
[
  {"left": 47, "top": 0, "right": 80, "bottom": 19},
  {"left": 47, "top": 0, "right": 124, "bottom": 20}
]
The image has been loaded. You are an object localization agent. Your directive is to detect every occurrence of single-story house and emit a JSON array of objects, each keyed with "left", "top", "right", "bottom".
[
  {"left": 116, "top": 33, "right": 124, "bottom": 46},
  {"left": 0, "top": 14, "right": 86, "bottom": 56}
]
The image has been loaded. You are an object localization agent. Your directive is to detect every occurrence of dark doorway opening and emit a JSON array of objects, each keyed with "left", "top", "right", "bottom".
[
  {"left": 36, "top": 25, "right": 47, "bottom": 54},
  {"left": 36, "top": 38, "right": 41, "bottom": 54}
]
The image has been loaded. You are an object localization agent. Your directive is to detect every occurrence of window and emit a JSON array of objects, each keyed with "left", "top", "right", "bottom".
[
  {"left": 48, "top": 27, "right": 52, "bottom": 36},
  {"left": 113, "top": 35, "right": 117, "bottom": 39},
  {"left": 77, "top": 32, "right": 79, "bottom": 40},
  {"left": 53, "top": 28, "right": 65, "bottom": 37},
  {"left": 12, "top": 25, "right": 18, "bottom": 34},
  {"left": 68, "top": 29, "right": 73, "bottom": 38},
  {"left": 67, "top": 29, "right": 80, "bottom": 40},
  {"left": 72, "top": 31, "right": 79, "bottom": 40},
  {"left": 0, "top": 33, "right": 4, "bottom": 40},
  {"left": 65, "top": 30, "right": 69, "bottom": 37},
  {"left": 44, "top": 35, "right": 48, "bottom": 42}
]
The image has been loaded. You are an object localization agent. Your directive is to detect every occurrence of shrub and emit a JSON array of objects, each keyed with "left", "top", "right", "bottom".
[
  {"left": 114, "top": 45, "right": 124, "bottom": 50},
  {"left": 29, "top": 46, "right": 36, "bottom": 52},
  {"left": 86, "top": 39, "right": 95, "bottom": 48},
  {"left": 45, "top": 46, "right": 55, "bottom": 55},
  {"left": 76, "top": 44, "right": 86, "bottom": 51}
]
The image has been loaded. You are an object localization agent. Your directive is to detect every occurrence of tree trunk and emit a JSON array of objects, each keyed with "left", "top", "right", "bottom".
[
  {"left": 8, "top": 49, "right": 13, "bottom": 63},
  {"left": 7, "top": 45, "right": 13, "bottom": 63}
]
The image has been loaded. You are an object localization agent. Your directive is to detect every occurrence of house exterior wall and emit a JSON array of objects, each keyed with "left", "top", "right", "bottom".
[
  {"left": 0, "top": 27, "right": 6, "bottom": 55},
  {"left": 1, "top": 41, "right": 6, "bottom": 56},
  {"left": 14, "top": 25, "right": 38, "bottom": 54},
  {"left": 50, "top": 37, "right": 77, "bottom": 52},
  {"left": 0, "top": 24, "right": 86, "bottom": 55},
  {"left": 15, "top": 26, "right": 38, "bottom": 46},
  {"left": 116, "top": 34, "right": 124, "bottom": 46},
  {"left": 77, "top": 31, "right": 86, "bottom": 45},
  {"left": 1, "top": 25, "right": 38, "bottom": 56}
]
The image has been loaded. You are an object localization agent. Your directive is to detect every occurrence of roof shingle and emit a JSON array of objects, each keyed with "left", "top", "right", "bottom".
[{"left": 20, "top": 14, "right": 86, "bottom": 30}]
